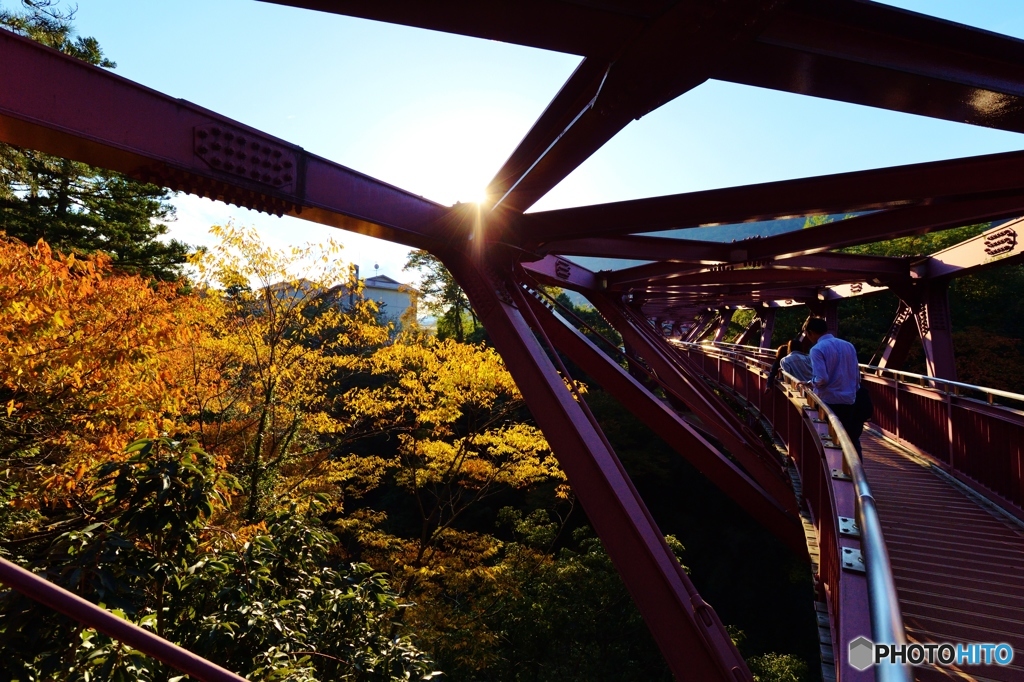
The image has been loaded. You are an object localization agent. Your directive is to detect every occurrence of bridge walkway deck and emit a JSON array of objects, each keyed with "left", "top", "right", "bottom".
[{"left": 862, "top": 432, "right": 1024, "bottom": 682}]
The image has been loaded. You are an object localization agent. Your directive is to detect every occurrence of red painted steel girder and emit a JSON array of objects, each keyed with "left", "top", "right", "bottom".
[
  {"left": 605, "top": 252, "right": 910, "bottom": 288},
  {"left": 0, "top": 28, "right": 450, "bottom": 250},
  {"left": 259, "top": 1, "right": 787, "bottom": 213},
  {"left": 630, "top": 267, "right": 895, "bottom": 290},
  {"left": 479, "top": 0, "right": 786, "bottom": 213},
  {"left": 538, "top": 235, "right": 726, "bottom": 264},
  {"left": 261, "top": 0, "right": 1024, "bottom": 216},
  {"left": 718, "top": 0, "right": 1024, "bottom": 134},
  {"left": 518, "top": 290, "right": 805, "bottom": 554},
  {"left": 521, "top": 151, "right": 1024, "bottom": 243},
  {"left": 0, "top": 558, "right": 249, "bottom": 682},
  {"left": 444, "top": 252, "right": 752, "bottom": 681},
  {"left": 919, "top": 215, "right": 1024, "bottom": 278},
  {"left": 586, "top": 295, "right": 798, "bottom": 512}
]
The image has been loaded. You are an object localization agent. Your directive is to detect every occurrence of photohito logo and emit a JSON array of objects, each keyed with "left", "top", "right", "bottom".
[{"left": 849, "top": 636, "right": 1015, "bottom": 670}]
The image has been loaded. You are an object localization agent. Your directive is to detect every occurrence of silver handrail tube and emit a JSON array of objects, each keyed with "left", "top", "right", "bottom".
[
  {"left": 861, "top": 365, "right": 1024, "bottom": 404},
  {"left": 692, "top": 341, "right": 1024, "bottom": 405},
  {"left": 797, "top": 383, "right": 911, "bottom": 682},
  {"left": 674, "top": 340, "right": 911, "bottom": 681}
]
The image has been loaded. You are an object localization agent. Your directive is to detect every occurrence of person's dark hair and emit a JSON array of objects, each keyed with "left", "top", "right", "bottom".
[
  {"left": 790, "top": 335, "right": 811, "bottom": 354},
  {"left": 804, "top": 317, "right": 828, "bottom": 335},
  {"left": 775, "top": 343, "right": 789, "bottom": 360}
]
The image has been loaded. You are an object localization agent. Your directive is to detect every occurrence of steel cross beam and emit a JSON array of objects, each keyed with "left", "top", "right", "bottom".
[
  {"left": 713, "top": 308, "right": 735, "bottom": 343},
  {"left": 734, "top": 317, "right": 761, "bottom": 346},
  {"left": 480, "top": 0, "right": 787, "bottom": 213},
  {"left": 0, "top": 28, "right": 451, "bottom": 250},
  {"left": 443, "top": 252, "right": 752, "bottom": 681},
  {"left": 586, "top": 294, "right": 798, "bottom": 513},
  {"left": 518, "top": 289, "right": 804, "bottom": 554},
  {"left": 605, "top": 252, "right": 911, "bottom": 289},
  {"left": 718, "top": 0, "right": 1024, "bottom": 134},
  {"left": 874, "top": 301, "right": 917, "bottom": 371},
  {"left": 261, "top": 0, "right": 1024, "bottom": 152},
  {"left": 521, "top": 151, "right": 1024, "bottom": 243},
  {"left": 919, "top": 216, "right": 1024, "bottom": 278}
]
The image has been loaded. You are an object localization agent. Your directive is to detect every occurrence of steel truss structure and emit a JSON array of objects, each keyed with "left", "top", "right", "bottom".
[{"left": 4, "top": 2, "right": 1024, "bottom": 680}]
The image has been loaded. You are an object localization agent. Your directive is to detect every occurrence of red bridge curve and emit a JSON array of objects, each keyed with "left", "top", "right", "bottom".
[{"left": 4, "top": 2, "right": 1024, "bottom": 680}]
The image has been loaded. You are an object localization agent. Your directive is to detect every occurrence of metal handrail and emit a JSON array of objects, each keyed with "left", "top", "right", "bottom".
[
  {"left": 793, "top": 380, "right": 910, "bottom": 682},
  {"left": 861, "top": 365, "right": 1024, "bottom": 405},
  {"left": 686, "top": 341, "right": 1024, "bottom": 406},
  {"left": 676, "top": 340, "right": 911, "bottom": 681}
]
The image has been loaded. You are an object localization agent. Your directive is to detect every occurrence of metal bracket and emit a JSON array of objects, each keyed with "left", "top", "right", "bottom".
[
  {"left": 838, "top": 516, "right": 860, "bottom": 537},
  {"left": 830, "top": 468, "right": 852, "bottom": 481},
  {"left": 842, "top": 547, "right": 865, "bottom": 573}
]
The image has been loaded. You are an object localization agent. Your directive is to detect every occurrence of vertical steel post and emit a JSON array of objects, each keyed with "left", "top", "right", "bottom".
[{"left": 914, "top": 282, "right": 957, "bottom": 381}]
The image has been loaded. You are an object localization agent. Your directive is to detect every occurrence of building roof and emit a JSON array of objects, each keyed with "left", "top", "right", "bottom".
[{"left": 364, "top": 275, "right": 418, "bottom": 294}]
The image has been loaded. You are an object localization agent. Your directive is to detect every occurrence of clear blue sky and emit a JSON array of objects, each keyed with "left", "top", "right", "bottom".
[{"left": 65, "top": 0, "right": 1024, "bottom": 283}]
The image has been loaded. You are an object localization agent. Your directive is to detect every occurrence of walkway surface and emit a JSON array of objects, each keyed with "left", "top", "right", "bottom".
[{"left": 863, "top": 433, "right": 1024, "bottom": 682}]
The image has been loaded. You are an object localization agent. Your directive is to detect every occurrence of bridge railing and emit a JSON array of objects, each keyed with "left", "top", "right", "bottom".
[
  {"left": 675, "top": 341, "right": 909, "bottom": 682},
  {"left": 703, "top": 341, "right": 1024, "bottom": 517}
]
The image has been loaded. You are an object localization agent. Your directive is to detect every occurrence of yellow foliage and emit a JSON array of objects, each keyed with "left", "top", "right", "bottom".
[
  {"left": 184, "top": 224, "right": 390, "bottom": 520},
  {"left": 338, "top": 337, "right": 562, "bottom": 571}
]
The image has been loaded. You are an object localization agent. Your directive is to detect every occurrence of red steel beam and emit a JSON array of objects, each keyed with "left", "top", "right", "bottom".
[
  {"left": 718, "top": 0, "right": 1024, "bottom": 135},
  {"left": 482, "top": 0, "right": 786, "bottom": 213},
  {"left": 256, "top": 0, "right": 642, "bottom": 57},
  {"left": 624, "top": 267, "right": 900, "bottom": 290},
  {"left": 0, "top": 28, "right": 449, "bottom": 250},
  {"left": 444, "top": 251, "right": 751, "bottom": 681},
  {"left": 739, "top": 194, "right": 1024, "bottom": 262},
  {"left": 874, "top": 302, "right": 917, "bottom": 371},
  {"left": 605, "top": 252, "right": 910, "bottom": 288},
  {"left": 588, "top": 294, "right": 798, "bottom": 513},
  {"left": 261, "top": 0, "right": 1024, "bottom": 136},
  {"left": 920, "top": 217, "right": 1024, "bottom": 278},
  {"left": 538, "top": 235, "right": 723, "bottom": 264},
  {"left": 520, "top": 151, "right": 1024, "bottom": 243},
  {"left": 519, "top": 291, "right": 805, "bottom": 554},
  {"left": 0, "top": 557, "right": 248, "bottom": 682}
]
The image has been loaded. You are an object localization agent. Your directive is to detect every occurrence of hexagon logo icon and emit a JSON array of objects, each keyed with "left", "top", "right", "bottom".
[{"left": 849, "top": 636, "right": 875, "bottom": 671}]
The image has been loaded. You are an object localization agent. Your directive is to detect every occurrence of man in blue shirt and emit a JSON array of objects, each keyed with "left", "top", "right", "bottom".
[{"left": 802, "top": 317, "right": 864, "bottom": 457}]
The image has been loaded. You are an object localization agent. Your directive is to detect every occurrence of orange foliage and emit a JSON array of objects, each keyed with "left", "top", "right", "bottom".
[{"left": 0, "top": 236, "right": 208, "bottom": 502}]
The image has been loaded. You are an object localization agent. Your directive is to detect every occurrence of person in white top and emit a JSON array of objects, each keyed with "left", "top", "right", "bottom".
[
  {"left": 765, "top": 336, "right": 813, "bottom": 392},
  {"left": 802, "top": 317, "right": 865, "bottom": 457},
  {"left": 780, "top": 335, "right": 813, "bottom": 382}
]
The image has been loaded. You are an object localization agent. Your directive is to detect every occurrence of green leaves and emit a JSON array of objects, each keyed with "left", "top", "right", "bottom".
[{"left": 0, "top": 439, "right": 439, "bottom": 681}]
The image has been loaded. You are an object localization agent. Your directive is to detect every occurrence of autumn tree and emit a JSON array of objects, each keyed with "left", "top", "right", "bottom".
[
  {"left": 336, "top": 338, "right": 562, "bottom": 571},
  {"left": 186, "top": 224, "right": 390, "bottom": 521},
  {"left": 0, "top": 235, "right": 206, "bottom": 514},
  {"left": 0, "top": 1, "right": 189, "bottom": 280}
]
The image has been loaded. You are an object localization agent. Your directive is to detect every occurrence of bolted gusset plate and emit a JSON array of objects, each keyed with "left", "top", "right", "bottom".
[
  {"left": 841, "top": 547, "right": 865, "bottom": 573},
  {"left": 195, "top": 123, "right": 298, "bottom": 191}
]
